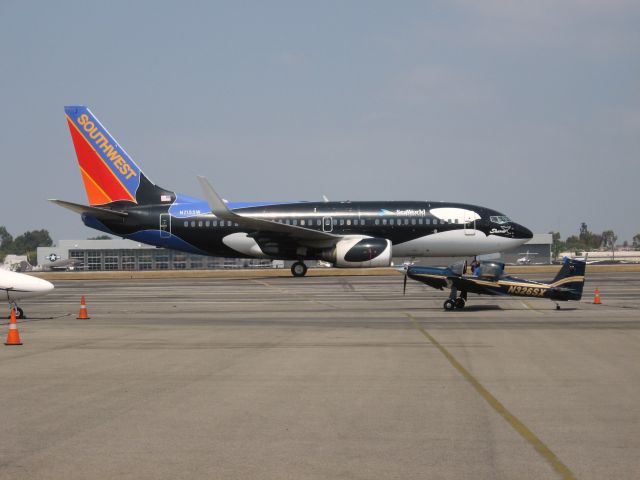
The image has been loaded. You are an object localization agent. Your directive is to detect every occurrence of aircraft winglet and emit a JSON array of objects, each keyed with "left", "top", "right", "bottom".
[{"left": 196, "top": 176, "right": 234, "bottom": 220}]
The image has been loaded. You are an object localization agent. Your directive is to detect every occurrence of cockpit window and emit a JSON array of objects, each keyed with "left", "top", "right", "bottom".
[
  {"left": 478, "top": 262, "right": 504, "bottom": 279},
  {"left": 489, "top": 215, "right": 511, "bottom": 224}
]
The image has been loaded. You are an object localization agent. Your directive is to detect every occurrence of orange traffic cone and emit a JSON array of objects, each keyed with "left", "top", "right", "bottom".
[
  {"left": 77, "top": 296, "right": 91, "bottom": 319},
  {"left": 593, "top": 288, "right": 601, "bottom": 305},
  {"left": 5, "top": 308, "right": 22, "bottom": 346}
]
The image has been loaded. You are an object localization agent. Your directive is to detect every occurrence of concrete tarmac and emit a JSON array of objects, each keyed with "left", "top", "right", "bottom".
[{"left": 0, "top": 271, "right": 639, "bottom": 479}]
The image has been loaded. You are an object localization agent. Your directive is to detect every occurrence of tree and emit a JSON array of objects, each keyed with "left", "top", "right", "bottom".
[
  {"left": 565, "top": 235, "right": 583, "bottom": 253},
  {"left": 549, "top": 231, "right": 565, "bottom": 260},
  {"left": 577, "top": 223, "right": 601, "bottom": 250},
  {"left": 633, "top": 234, "right": 640, "bottom": 250},
  {"left": 11, "top": 230, "right": 52, "bottom": 253},
  {"left": 601, "top": 230, "right": 617, "bottom": 250},
  {"left": 0, "top": 226, "right": 13, "bottom": 250},
  {"left": 601, "top": 230, "right": 617, "bottom": 260},
  {"left": 87, "top": 235, "right": 112, "bottom": 240}
]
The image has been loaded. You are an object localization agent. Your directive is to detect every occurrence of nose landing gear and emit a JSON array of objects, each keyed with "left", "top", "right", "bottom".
[{"left": 7, "top": 304, "right": 25, "bottom": 319}]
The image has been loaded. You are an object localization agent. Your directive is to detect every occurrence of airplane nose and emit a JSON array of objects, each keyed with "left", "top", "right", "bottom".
[
  {"left": 37, "top": 278, "right": 55, "bottom": 294},
  {"left": 513, "top": 223, "right": 533, "bottom": 240}
]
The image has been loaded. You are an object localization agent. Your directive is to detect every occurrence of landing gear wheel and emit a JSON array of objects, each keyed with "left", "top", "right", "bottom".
[
  {"left": 443, "top": 299, "right": 455, "bottom": 311},
  {"left": 8, "top": 307, "right": 25, "bottom": 319},
  {"left": 555, "top": 304, "right": 561, "bottom": 310},
  {"left": 291, "top": 261, "right": 308, "bottom": 277},
  {"left": 454, "top": 298, "right": 466, "bottom": 309}
]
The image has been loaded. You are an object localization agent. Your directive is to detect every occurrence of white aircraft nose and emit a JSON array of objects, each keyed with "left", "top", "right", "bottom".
[{"left": 37, "top": 278, "right": 55, "bottom": 294}]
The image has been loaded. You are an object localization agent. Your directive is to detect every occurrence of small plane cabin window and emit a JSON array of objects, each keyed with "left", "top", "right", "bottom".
[
  {"left": 205, "top": 221, "right": 210, "bottom": 227},
  {"left": 382, "top": 219, "right": 388, "bottom": 225},
  {"left": 424, "top": 218, "right": 429, "bottom": 225},
  {"left": 234, "top": 222, "right": 239, "bottom": 227},
  {"left": 418, "top": 219, "right": 423, "bottom": 225},
  {"left": 361, "top": 219, "right": 366, "bottom": 225},
  {"left": 300, "top": 220, "right": 305, "bottom": 226},
  {"left": 316, "top": 219, "right": 321, "bottom": 226},
  {"left": 339, "top": 219, "right": 344, "bottom": 226},
  {"left": 346, "top": 219, "right": 351, "bottom": 226},
  {"left": 285, "top": 219, "right": 291, "bottom": 225},
  {"left": 375, "top": 219, "right": 380, "bottom": 225},
  {"left": 191, "top": 221, "right": 196, "bottom": 227},
  {"left": 292, "top": 220, "right": 298, "bottom": 226},
  {"left": 184, "top": 221, "right": 188, "bottom": 227},
  {"left": 198, "top": 221, "right": 203, "bottom": 227},
  {"left": 411, "top": 219, "right": 416, "bottom": 225},
  {"left": 333, "top": 219, "right": 338, "bottom": 225},
  {"left": 212, "top": 220, "right": 217, "bottom": 226},
  {"left": 404, "top": 219, "right": 409, "bottom": 225}
]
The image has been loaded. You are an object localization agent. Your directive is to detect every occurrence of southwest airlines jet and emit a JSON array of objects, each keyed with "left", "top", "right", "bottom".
[{"left": 52, "top": 106, "right": 533, "bottom": 277}]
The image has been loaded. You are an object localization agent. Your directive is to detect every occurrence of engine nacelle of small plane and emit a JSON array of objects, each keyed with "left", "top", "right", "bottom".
[{"left": 321, "top": 236, "right": 392, "bottom": 268}]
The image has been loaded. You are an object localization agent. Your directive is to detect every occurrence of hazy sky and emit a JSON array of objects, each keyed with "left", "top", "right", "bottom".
[{"left": 1, "top": 1, "right": 638, "bottom": 243}]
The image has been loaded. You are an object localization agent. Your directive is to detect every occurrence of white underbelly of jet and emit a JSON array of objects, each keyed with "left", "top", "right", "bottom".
[
  {"left": 393, "top": 230, "right": 527, "bottom": 257},
  {"left": 222, "top": 232, "right": 268, "bottom": 258}
]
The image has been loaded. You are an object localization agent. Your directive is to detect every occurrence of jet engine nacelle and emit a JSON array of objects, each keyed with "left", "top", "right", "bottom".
[{"left": 321, "top": 236, "right": 392, "bottom": 268}]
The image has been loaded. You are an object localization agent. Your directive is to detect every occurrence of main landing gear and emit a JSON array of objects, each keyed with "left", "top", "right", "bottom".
[
  {"left": 291, "top": 261, "right": 308, "bottom": 277},
  {"left": 444, "top": 288, "right": 467, "bottom": 311}
]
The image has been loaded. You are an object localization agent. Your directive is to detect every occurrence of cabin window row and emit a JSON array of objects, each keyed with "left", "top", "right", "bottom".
[{"left": 182, "top": 217, "right": 457, "bottom": 228}]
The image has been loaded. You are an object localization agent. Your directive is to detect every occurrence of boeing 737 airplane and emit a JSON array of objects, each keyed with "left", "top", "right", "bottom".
[{"left": 52, "top": 106, "right": 533, "bottom": 276}]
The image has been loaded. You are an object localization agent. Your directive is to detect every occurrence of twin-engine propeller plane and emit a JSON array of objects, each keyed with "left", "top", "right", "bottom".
[
  {"left": 52, "top": 106, "right": 533, "bottom": 276},
  {"left": 403, "top": 259, "right": 586, "bottom": 310}
]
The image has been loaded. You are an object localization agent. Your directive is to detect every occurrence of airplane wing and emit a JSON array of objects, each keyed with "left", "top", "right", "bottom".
[
  {"left": 197, "top": 176, "right": 341, "bottom": 247},
  {"left": 49, "top": 199, "right": 128, "bottom": 220}
]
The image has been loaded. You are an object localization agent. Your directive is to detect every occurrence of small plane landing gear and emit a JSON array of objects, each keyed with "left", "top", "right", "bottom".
[
  {"left": 444, "top": 288, "right": 466, "bottom": 311},
  {"left": 291, "top": 261, "right": 308, "bottom": 277},
  {"left": 555, "top": 303, "right": 561, "bottom": 310}
]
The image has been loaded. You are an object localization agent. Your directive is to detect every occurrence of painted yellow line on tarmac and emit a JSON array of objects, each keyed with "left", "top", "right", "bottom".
[{"left": 406, "top": 313, "right": 576, "bottom": 480}]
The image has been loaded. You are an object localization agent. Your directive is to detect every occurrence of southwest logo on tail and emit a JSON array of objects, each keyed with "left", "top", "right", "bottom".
[{"left": 65, "top": 106, "right": 141, "bottom": 205}]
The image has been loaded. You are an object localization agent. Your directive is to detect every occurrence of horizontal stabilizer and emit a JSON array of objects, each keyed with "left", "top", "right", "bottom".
[{"left": 49, "top": 199, "right": 128, "bottom": 219}]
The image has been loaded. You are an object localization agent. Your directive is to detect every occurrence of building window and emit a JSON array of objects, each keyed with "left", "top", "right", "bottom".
[
  {"left": 138, "top": 255, "right": 152, "bottom": 270},
  {"left": 122, "top": 254, "right": 136, "bottom": 271},
  {"left": 87, "top": 251, "right": 102, "bottom": 271}
]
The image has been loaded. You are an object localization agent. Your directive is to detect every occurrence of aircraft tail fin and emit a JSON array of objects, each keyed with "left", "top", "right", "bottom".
[
  {"left": 550, "top": 259, "right": 586, "bottom": 300},
  {"left": 64, "top": 106, "right": 174, "bottom": 206}
]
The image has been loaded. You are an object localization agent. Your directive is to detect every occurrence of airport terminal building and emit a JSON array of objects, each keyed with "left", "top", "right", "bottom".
[{"left": 37, "top": 234, "right": 552, "bottom": 271}]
